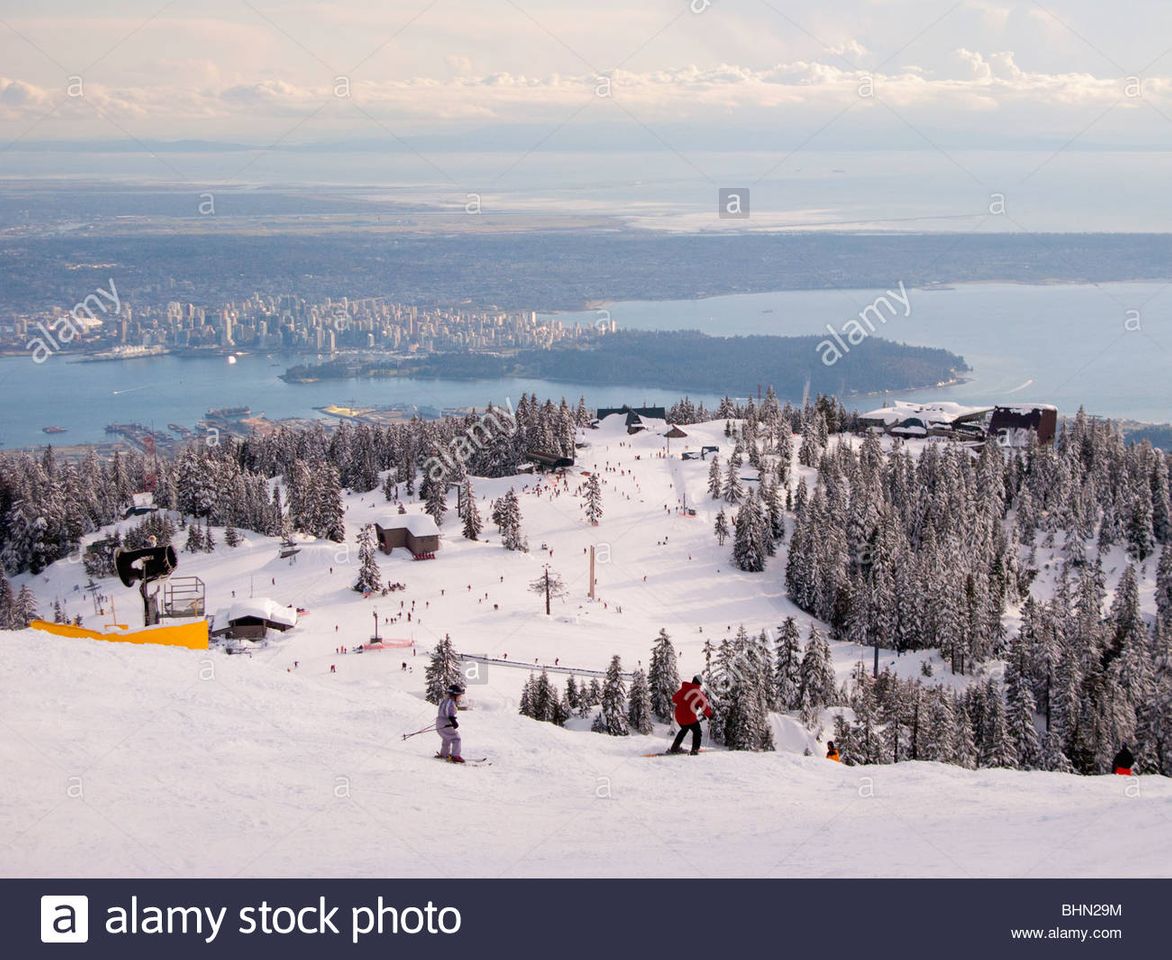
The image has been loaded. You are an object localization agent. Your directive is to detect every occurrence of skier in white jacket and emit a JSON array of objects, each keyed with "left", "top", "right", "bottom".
[{"left": 436, "top": 683, "right": 465, "bottom": 763}]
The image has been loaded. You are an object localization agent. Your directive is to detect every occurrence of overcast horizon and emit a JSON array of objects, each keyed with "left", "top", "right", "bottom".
[{"left": 4, "top": 1, "right": 1172, "bottom": 230}]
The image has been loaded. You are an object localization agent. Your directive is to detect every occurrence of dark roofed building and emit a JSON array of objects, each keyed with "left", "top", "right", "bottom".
[
  {"left": 527, "top": 450, "right": 575, "bottom": 470},
  {"left": 596, "top": 405, "right": 668, "bottom": 421},
  {"left": 989, "top": 404, "right": 1058, "bottom": 447},
  {"left": 375, "top": 514, "right": 441, "bottom": 557},
  {"left": 211, "top": 599, "right": 299, "bottom": 641}
]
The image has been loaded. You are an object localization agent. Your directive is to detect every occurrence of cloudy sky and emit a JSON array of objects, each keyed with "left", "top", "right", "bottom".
[
  {"left": 2, "top": 0, "right": 1171, "bottom": 146},
  {"left": 2, "top": 1, "right": 1170, "bottom": 229}
]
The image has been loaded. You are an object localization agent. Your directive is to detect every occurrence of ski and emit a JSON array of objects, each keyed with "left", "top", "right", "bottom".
[{"left": 640, "top": 749, "right": 707, "bottom": 757}]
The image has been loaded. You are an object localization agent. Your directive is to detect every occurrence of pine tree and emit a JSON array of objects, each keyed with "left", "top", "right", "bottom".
[
  {"left": 982, "top": 689, "right": 1019, "bottom": 769},
  {"left": 460, "top": 480, "right": 482, "bottom": 540},
  {"left": 1005, "top": 663, "right": 1043, "bottom": 770},
  {"left": 550, "top": 692, "right": 570, "bottom": 727},
  {"left": 707, "top": 455, "right": 722, "bottom": 499},
  {"left": 1156, "top": 546, "right": 1172, "bottom": 626},
  {"left": 353, "top": 523, "right": 383, "bottom": 594},
  {"left": 518, "top": 675, "right": 535, "bottom": 718},
  {"left": 424, "top": 634, "right": 462, "bottom": 704},
  {"left": 798, "top": 625, "right": 836, "bottom": 715},
  {"left": 774, "top": 617, "right": 802, "bottom": 709},
  {"left": 14, "top": 585, "right": 38, "bottom": 627},
  {"left": 627, "top": 668, "right": 654, "bottom": 735},
  {"left": 531, "top": 670, "right": 556, "bottom": 722},
  {"left": 0, "top": 573, "right": 14, "bottom": 629},
  {"left": 202, "top": 520, "right": 216, "bottom": 552},
  {"left": 732, "top": 490, "right": 768, "bottom": 572},
  {"left": 647, "top": 628, "right": 680, "bottom": 723},
  {"left": 723, "top": 458, "right": 744, "bottom": 504},
  {"left": 424, "top": 474, "right": 449, "bottom": 527},
  {"left": 184, "top": 520, "right": 205, "bottom": 554},
  {"left": 500, "top": 489, "right": 526, "bottom": 551},
  {"left": 224, "top": 521, "right": 241, "bottom": 547},
  {"left": 1041, "top": 728, "right": 1075, "bottom": 773},
  {"left": 722, "top": 627, "right": 775, "bottom": 751},
  {"left": 583, "top": 473, "right": 603, "bottom": 525},
  {"left": 564, "top": 675, "right": 581, "bottom": 712},
  {"left": 713, "top": 508, "right": 729, "bottom": 547},
  {"left": 591, "top": 655, "right": 630, "bottom": 736},
  {"left": 952, "top": 694, "right": 979, "bottom": 769}
]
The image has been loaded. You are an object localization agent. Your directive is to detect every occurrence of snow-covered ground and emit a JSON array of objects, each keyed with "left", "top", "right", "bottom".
[{"left": 2, "top": 415, "right": 1169, "bottom": 877}]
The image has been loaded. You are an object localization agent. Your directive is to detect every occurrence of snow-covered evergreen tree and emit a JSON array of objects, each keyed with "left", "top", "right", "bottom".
[
  {"left": 424, "top": 634, "right": 462, "bottom": 704},
  {"left": 353, "top": 524, "right": 383, "bottom": 594},
  {"left": 774, "top": 617, "right": 802, "bottom": 709},
  {"left": 591, "top": 655, "right": 630, "bottom": 736},
  {"left": 423, "top": 474, "right": 449, "bottom": 527},
  {"left": 583, "top": 473, "right": 603, "bottom": 525},
  {"left": 732, "top": 490, "right": 768, "bottom": 572},
  {"left": 723, "top": 458, "right": 744, "bottom": 504},
  {"left": 627, "top": 668, "right": 654, "bottom": 735},
  {"left": 647, "top": 628, "right": 680, "bottom": 723},
  {"left": 797, "top": 625, "right": 836, "bottom": 716},
  {"left": 713, "top": 508, "right": 729, "bottom": 547},
  {"left": 498, "top": 489, "right": 526, "bottom": 551}
]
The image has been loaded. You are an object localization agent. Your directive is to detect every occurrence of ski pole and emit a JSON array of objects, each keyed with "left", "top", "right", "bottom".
[{"left": 401, "top": 725, "right": 435, "bottom": 741}]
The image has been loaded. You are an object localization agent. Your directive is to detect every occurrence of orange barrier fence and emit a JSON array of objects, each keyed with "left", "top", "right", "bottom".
[{"left": 29, "top": 618, "right": 209, "bottom": 650}]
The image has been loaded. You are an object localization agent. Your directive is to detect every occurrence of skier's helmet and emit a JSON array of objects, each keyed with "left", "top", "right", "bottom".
[
  {"left": 448, "top": 683, "right": 466, "bottom": 696},
  {"left": 692, "top": 675, "right": 703, "bottom": 685}
]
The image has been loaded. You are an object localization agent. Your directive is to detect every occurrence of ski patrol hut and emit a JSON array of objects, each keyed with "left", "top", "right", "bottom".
[{"left": 375, "top": 514, "right": 441, "bottom": 558}]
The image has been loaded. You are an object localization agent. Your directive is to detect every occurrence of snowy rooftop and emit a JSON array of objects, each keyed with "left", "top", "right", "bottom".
[
  {"left": 381, "top": 513, "right": 439, "bottom": 537},
  {"left": 214, "top": 598, "right": 298, "bottom": 629},
  {"left": 859, "top": 401, "right": 992, "bottom": 426},
  {"left": 993, "top": 403, "right": 1058, "bottom": 413}
]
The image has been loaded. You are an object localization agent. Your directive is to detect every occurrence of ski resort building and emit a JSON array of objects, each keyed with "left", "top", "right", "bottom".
[
  {"left": 596, "top": 405, "right": 667, "bottom": 421},
  {"left": 596, "top": 405, "right": 668, "bottom": 435},
  {"left": 211, "top": 599, "right": 298, "bottom": 641},
  {"left": 859, "top": 401, "right": 992, "bottom": 439},
  {"left": 123, "top": 492, "right": 158, "bottom": 519},
  {"left": 859, "top": 400, "right": 1059, "bottom": 446},
  {"left": 527, "top": 450, "right": 575, "bottom": 470},
  {"left": 375, "top": 514, "right": 441, "bottom": 558},
  {"left": 988, "top": 404, "right": 1058, "bottom": 447}
]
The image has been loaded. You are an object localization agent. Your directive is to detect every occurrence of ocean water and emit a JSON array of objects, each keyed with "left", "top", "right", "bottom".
[
  {"left": 0, "top": 353, "right": 695, "bottom": 449},
  {"left": 546, "top": 281, "right": 1172, "bottom": 422},
  {"left": 1, "top": 281, "right": 1168, "bottom": 449}
]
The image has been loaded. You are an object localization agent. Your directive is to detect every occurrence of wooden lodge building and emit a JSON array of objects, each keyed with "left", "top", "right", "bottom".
[{"left": 375, "top": 514, "right": 441, "bottom": 558}]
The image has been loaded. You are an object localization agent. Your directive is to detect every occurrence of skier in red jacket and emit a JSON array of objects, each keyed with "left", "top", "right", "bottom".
[{"left": 668, "top": 676, "right": 713, "bottom": 755}]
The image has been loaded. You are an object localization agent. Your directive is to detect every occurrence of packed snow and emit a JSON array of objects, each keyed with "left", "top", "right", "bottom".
[{"left": 2, "top": 414, "right": 1169, "bottom": 877}]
